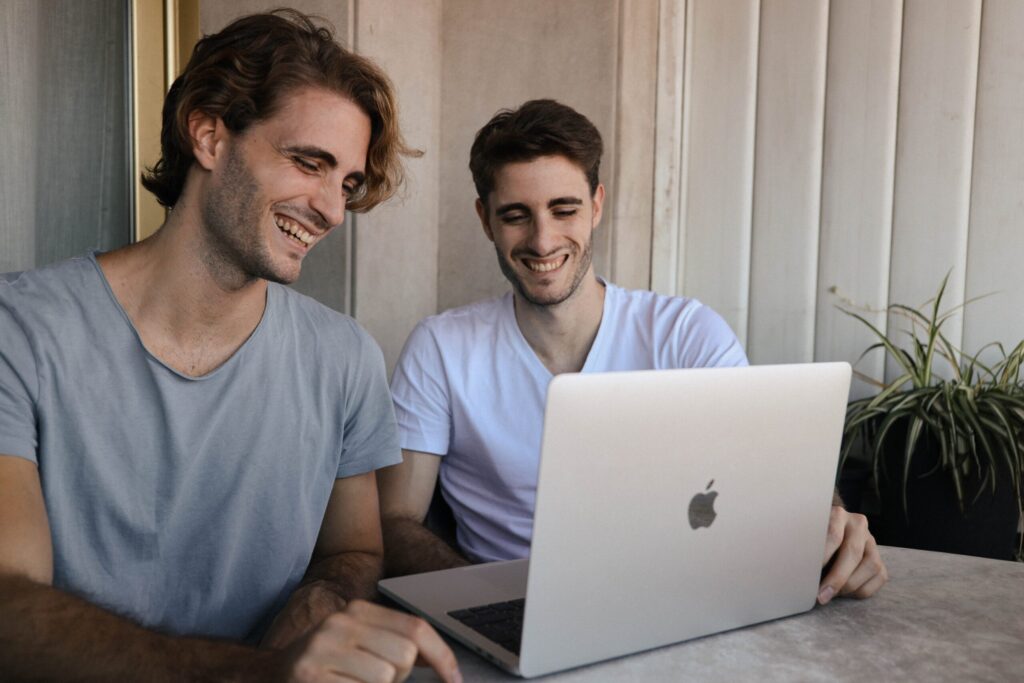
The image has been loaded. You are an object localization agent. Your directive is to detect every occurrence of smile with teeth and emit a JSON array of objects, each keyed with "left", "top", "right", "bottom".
[
  {"left": 523, "top": 254, "right": 568, "bottom": 273},
  {"left": 275, "top": 215, "right": 314, "bottom": 245}
]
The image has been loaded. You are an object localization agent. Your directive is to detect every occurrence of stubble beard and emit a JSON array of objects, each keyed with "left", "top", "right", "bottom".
[
  {"left": 495, "top": 234, "right": 594, "bottom": 308},
  {"left": 200, "top": 144, "right": 295, "bottom": 289}
]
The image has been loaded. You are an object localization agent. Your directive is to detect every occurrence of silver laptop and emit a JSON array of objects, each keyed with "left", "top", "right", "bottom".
[{"left": 379, "top": 363, "right": 851, "bottom": 677}]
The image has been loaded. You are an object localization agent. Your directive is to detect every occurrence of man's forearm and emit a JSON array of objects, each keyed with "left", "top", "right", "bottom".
[
  {"left": 382, "top": 517, "right": 470, "bottom": 578},
  {"left": 0, "top": 575, "right": 277, "bottom": 682},
  {"left": 303, "top": 550, "right": 382, "bottom": 602}
]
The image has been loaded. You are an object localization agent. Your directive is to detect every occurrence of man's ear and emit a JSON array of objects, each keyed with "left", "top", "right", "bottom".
[
  {"left": 475, "top": 198, "right": 495, "bottom": 242},
  {"left": 187, "top": 110, "right": 227, "bottom": 171},
  {"left": 590, "top": 183, "right": 606, "bottom": 229}
]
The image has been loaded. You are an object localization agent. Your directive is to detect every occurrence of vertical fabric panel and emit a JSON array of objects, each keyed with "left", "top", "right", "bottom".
[
  {"left": 888, "top": 0, "right": 981, "bottom": 379},
  {"left": 0, "top": 1, "right": 40, "bottom": 272},
  {"left": 650, "top": 0, "right": 686, "bottom": 295},
  {"left": 746, "top": 0, "right": 829, "bottom": 364},
  {"left": 679, "top": 0, "right": 760, "bottom": 345},
  {"left": 963, "top": 0, "right": 1024, "bottom": 361},
  {"left": 1, "top": 1, "right": 130, "bottom": 274},
  {"left": 609, "top": 0, "right": 659, "bottom": 291},
  {"left": 815, "top": 0, "right": 902, "bottom": 397},
  {"left": 35, "top": 1, "right": 131, "bottom": 265},
  {"left": 201, "top": 0, "right": 355, "bottom": 316},
  {"left": 354, "top": 0, "right": 442, "bottom": 373}
]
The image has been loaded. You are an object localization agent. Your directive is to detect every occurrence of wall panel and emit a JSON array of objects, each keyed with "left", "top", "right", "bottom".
[
  {"left": 746, "top": 0, "right": 828, "bottom": 364},
  {"left": 815, "top": 0, "right": 902, "bottom": 397},
  {"left": 650, "top": 0, "right": 686, "bottom": 296},
  {"left": 609, "top": 0, "right": 659, "bottom": 291},
  {"left": 353, "top": 0, "right": 442, "bottom": 371},
  {"left": 678, "top": 0, "right": 760, "bottom": 345},
  {"left": 963, "top": 0, "right": 1024, "bottom": 363},
  {"left": 887, "top": 0, "right": 981, "bottom": 379}
]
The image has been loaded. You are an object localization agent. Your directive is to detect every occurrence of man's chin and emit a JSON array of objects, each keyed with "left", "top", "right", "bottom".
[
  {"left": 264, "top": 270, "right": 300, "bottom": 286},
  {"left": 514, "top": 281, "right": 574, "bottom": 308},
  {"left": 253, "top": 260, "right": 302, "bottom": 286}
]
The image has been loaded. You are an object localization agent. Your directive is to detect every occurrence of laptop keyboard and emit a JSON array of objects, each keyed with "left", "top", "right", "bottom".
[{"left": 447, "top": 598, "right": 525, "bottom": 655}]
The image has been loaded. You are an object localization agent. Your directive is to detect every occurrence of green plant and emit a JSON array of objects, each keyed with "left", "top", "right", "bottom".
[{"left": 838, "top": 274, "right": 1024, "bottom": 558}]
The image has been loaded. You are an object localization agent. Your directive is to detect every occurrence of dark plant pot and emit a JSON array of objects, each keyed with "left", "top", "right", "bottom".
[{"left": 869, "top": 430, "right": 1020, "bottom": 561}]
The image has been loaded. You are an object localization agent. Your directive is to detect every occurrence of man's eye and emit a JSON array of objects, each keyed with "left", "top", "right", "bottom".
[
  {"left": 294, "top": 157, "right": 318, "bottom": 172},
  {"left": 502, "top": 214, "right": 528, "bottom": 224},
  {"left": 554, "top": 209, "right": 578, "bottom": 218}
]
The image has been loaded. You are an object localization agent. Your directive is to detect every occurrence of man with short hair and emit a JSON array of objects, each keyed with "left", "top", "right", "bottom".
[
  {"left": 379, "top": 99, "right": 888, "bottom": 606},
  {"left": 0, "top": 11, "right": 459, "bottom": 682}
]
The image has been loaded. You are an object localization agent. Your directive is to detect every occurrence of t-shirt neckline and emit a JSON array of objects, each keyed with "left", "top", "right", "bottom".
[
  {"left": 86, "top": 250, "right": 274, "bottom": 381},
  {"left": 503, "top": 278, "right": 615, "bottom": 380}
]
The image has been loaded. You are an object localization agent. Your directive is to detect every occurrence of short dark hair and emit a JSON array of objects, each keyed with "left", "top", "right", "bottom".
[
  {"left": 468, "top": 99, "right": 603, "bottom": 203},
  {"left": 142, "top": 9, "right": 417, "bottom": 212}
]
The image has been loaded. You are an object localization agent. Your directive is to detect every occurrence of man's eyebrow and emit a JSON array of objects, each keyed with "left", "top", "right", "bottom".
[
  {"left": 548, "top": 197, "right": 583, "bottom": 208},
  {"left": 282, "top": 145, "right": 338, "bottom": 169},
  {"left": 495, "top": 197, "right": 584, "bottom": 215}
]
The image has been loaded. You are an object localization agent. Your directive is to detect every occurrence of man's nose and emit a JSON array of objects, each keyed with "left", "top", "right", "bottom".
[
  {"left": 310, "top": 182, "right": 347, "bottom": 229},
  {"left": 525, "top": 215, "right": 560, "bottom": 255}
]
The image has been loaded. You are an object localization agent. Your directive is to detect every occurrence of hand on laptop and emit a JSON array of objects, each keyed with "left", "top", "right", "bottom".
[
  {"left": 277, "top": 600, "right": 462, "bottom": 683},
  {"left": 818, "top": 506, "right": 888, "bottom": 604}
]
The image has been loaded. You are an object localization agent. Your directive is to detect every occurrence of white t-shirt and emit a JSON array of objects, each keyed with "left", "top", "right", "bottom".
[{"left": 390, "top": 281, "right": 748, "bottom": 562}]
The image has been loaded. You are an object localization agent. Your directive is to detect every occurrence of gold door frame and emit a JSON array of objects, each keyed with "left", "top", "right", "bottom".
[{"left": 130, "top": 0, "right": 199, "bottom": 242}]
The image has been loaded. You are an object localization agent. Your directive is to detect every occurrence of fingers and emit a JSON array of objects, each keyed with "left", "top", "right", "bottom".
[
  {"left": 818, "top": 509, "right": 888, "bottom": 604},
  {"left": 821, "top": 505, "right": 846, "bottom": 565},
  {"left": 285, "top": 600, "right": 461, "bottom": 683},
  {"left": 345, "top": 601, "right": 460, "bottom": 682},
  {"left": 836, "top": 536, "right": 888, "bottom": 599}
]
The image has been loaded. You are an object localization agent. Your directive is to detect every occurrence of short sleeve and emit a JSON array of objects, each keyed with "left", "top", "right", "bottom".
[
  {"left": 0, "top": 296, "right": 39, "bottom": 462},
  {"left": 390, "top": 321, "right": 452, "bottom": 456},
  {"left": 676, "top": 303, "right": 749, "bottom": 369},
  {"left": 335, "top": 331, "right": 402, "bottom": 478}
]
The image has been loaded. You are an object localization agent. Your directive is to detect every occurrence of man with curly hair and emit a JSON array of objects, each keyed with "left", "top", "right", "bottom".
[{"left": 0, "top": 10, "right": 459, "bottom": 682}]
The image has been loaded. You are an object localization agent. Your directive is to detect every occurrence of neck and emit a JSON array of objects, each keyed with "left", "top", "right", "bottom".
[
  {"left": 513, "top": 272, "right": 606, "bottom": 375},
  {"left": 97, "top": 197, "right": 269, "bottom": 376}
]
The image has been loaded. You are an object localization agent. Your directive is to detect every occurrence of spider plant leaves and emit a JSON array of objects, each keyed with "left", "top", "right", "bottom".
[{"left": 837, "top": 274, "right": 1024, "bottom": 524}]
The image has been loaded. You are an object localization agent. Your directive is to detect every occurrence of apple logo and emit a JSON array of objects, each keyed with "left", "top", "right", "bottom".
[{"left": 688, "top": 479, "right": 718, "bottom": 529}]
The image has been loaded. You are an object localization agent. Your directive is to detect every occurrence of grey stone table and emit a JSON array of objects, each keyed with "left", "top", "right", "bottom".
[{"left": 409, "top": 546, "right": 1024, "bottom": 681}]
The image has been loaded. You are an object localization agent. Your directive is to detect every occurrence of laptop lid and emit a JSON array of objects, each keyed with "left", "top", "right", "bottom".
[{"left": 517, "top": 362, "right": 850, "bottom": 676}]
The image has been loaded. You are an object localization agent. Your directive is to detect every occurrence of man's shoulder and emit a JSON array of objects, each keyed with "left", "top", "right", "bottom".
[
  {"left": 271, "top": 284, "right": 386, "bottom": 362},
  {"left": 605, "top": 280, "right": 707, "bottom": 321},
  {"left": 272, "top": 283, "right": 372, "bottom": 344},
  {"left": 415, "top": 292, "right": 510, "bottom": 339},
  {"left": 1, "top": 254, "right": 102, "bottom": 320}
]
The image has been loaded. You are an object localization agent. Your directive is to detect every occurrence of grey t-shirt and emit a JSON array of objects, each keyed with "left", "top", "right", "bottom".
[{"left": 0, "top": 253, "right": 401, "bottom": 641}]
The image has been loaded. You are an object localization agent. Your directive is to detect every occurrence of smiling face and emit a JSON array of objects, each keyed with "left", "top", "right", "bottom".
[
  {"left": 198, "top": 86, "right": 371, "bottom": 286},
  {"left": 478, "top": 155, "right": 604, "bottom": 308}
]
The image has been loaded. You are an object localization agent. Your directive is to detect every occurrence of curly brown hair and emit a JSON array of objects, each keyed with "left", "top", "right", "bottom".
[
  {"left": 469, "top": 99, "right": 603, "bottom": 204},
  {"left": 142, "top": 9, "right": 418, "bottom": 212}
]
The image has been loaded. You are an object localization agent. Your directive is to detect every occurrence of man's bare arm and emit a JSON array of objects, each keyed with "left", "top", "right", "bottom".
[
  {"left": 0, "top": 575, "right": 276, "bottom": 682},
  {"left": 0, "top": 455, "right": 460, "bottom": 682},
  {"left": 306, "top": 472, "right": 389, "bottom": 601},
  {"left": 260, "top": 472, "right": 386, "bottom": 649},
  {"left": 378, "top": 450, "right": 469, "bottom": 577},
  {"left": 0, "top": 454, "right": 276, "bottom": 681}
]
